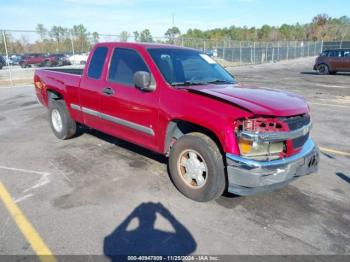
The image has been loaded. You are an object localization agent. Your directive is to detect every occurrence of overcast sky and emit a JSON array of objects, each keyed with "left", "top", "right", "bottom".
[{"left": 1, "top": 0, "right": 350, "bottom": 37}]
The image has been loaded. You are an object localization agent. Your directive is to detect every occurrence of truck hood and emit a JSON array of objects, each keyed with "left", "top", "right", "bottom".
[{"left": 184, "top": 84, "right": 309, "bottom": 116}]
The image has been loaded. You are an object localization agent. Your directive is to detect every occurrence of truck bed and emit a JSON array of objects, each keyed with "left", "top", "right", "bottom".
[
  {"left": 42, "top": 68, "right": 84, "bottom": 75},
  {"left": 35, "top": 68, "right": 83, "bottom": 108}
]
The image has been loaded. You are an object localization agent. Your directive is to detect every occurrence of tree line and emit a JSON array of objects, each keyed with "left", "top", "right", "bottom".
[
  {"left": 183, "top": 14, "right": 350, "bottom": 41},
  {"left": 0, "top": 14, "right": 349, "bottom": 55}
]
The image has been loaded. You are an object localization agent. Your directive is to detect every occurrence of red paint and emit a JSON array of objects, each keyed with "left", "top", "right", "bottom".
[{"left": 34, "top": 42, "right": 310, "bottom": 156}]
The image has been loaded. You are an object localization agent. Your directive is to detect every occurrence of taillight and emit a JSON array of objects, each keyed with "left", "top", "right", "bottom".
[{"left": 34, "top": 81, "right": 43, "bottom": 89}]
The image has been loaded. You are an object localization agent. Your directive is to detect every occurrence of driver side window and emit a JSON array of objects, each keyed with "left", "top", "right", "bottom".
[{"left": 108, "top": 48, "right": 149, "bottom": 86}]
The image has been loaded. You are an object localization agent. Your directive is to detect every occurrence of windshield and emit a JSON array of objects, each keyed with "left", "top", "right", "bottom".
[{"left": 148, "top": 48, "right": 235, "bottom": 86}]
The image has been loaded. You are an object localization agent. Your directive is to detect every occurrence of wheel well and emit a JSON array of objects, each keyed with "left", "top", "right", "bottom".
[
  {"left": 47, "top": 90, "right": 63, "bottom": 100},
  {"left": 318, "top": 63, "right": 330, "bottom": 69},
  {"left": 165, "top": 120, "right": 223, "bottom": 155}
]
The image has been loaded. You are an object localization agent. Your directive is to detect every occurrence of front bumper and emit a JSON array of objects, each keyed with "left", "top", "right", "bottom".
[{"left": 226, "top": 138, "right": 319, "bottom": 195}]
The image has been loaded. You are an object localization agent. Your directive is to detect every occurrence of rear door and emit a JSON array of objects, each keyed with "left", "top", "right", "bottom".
[
  {"left": 79, "top": 46, "right": 109, "bottom": 129},
  {"left": 99, "top": 47, "right": 159, "bottom": 151}
]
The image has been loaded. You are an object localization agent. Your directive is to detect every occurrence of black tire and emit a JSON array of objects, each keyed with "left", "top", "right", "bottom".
[
  {"left": 48, "top": 100, "right": 77, "bottom": 140},
  {"left": 44, "top": 60, "right": 52, "bottom": 67},
  {"left": 169, "top": 132, "right": 226, "bottom": 202},
  {"left": 318, "top": 64, "right": 329, "bottom": 75}
]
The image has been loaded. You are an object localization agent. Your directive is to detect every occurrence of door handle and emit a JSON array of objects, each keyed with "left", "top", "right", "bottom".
[{"left": 102, "top": 87, "right": 114, "bottom": 96}]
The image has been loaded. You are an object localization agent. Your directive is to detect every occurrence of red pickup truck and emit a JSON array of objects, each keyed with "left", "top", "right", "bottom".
[
  {"left": 20, "top": 53, "right": 67, "bottom": 68},
  {"left": 34, "top": 42, "right": 319, "bottom": 202}
]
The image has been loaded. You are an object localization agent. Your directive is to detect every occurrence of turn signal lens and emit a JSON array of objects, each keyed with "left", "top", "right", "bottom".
[{"left": 238, "top": 138, "right": 252, "bottom": 154}]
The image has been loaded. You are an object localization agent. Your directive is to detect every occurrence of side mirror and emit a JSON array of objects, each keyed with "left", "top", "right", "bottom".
[{"left": 133, "top": 71, "right": 156, "bottom": 91}]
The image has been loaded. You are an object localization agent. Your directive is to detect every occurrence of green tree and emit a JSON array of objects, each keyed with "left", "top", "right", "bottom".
[
  {"left": 72, "top": 24, "right": 89, "bottom": 52},
  {"left": 36, "top": 24, "right": 48, "bottom": 40},
  {"left": 120, "top": 31, "right": 129, "bottom": 42},
  {"left": 140, "top": 29, "right": 153, "bottom": 42},
  {"left": 165, "top": 26, "right": 181, "bottom": 42},
  {"left": 258, "top": 25, "right": 272, "bottom": 40},
  {"left": 133, "top": 31, "right": 140, "bottom": 42},
  {"left": 91, "top": 32, "right": 99, "bottom": 44}
]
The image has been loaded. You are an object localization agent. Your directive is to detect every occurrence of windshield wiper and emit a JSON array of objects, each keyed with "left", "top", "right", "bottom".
[
  {"left": 171, "top": 81, "right": 207, "bottom": 86},
  {"left": 206, "top": 79, "right": 235, "bottom": 84}
]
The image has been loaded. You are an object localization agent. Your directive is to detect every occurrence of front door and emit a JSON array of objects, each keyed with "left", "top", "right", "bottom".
[{"left": 99, "top": 47, "right": 159, "bottom": 151}]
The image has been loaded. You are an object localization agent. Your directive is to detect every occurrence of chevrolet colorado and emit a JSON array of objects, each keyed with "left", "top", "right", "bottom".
[{"left": 34, "top": 42, "right": 319, "bottom": 202}]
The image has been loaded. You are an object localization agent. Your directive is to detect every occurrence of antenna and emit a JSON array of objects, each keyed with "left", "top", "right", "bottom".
[{"left": 172, "top": 13, "right": 175, "bottom": 27}]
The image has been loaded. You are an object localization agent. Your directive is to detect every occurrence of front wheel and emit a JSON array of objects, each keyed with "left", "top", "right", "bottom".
[
  {"left": 169, "top": 133, "right": 226, "bottom": 202},
  {"left": 49, "top": 100, "right": 77, "bottom": 140},
  {"left": 318, "top": 64, "right": 329, "bottom": 75}
]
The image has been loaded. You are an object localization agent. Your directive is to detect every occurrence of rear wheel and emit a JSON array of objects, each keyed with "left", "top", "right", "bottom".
[
  {"left": 169, "top": 132, "right": 226, "bottom": 202},
  {"left": 49, "top": 100, "right": 77, "bottom": 140},
  {"left": 44, "top": 60, "right": 52, "bottom": 67},
  {"left": 318, "top": 64, "right": 329, "bottom": 75}
]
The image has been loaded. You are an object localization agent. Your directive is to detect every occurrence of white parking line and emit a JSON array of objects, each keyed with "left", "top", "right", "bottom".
[
  {"left": 0, "top": 165, "right": 50, "bottom": 176},
  {"left": 0, "top": 165, "right": 51, "bottom": 199}
]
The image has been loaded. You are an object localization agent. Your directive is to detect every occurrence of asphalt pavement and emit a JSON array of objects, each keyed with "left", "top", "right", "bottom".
[{"left": 0, "top": 57, "right": 349, "bottom": 259}]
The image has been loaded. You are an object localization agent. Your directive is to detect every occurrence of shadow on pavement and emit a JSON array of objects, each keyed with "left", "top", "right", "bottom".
[
  {"left": 104, "top": 202, "right": 196, "bottom": 260},
  {"left": 85, "top": 128, "right": 167, "bottom": 164},
  {"left": 335, "top": 172, "right": 350, "bottom": 184},
  {"left": 300, "top": 71, "right": 350, "bottom": 76}
]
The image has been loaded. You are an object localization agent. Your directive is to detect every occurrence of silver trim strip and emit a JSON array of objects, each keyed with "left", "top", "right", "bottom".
[
  {"left": 70, "top": 103, "right": 81, "bottom": 111},
  {"left": 70, "top": 103, "right": 154, "bottom": 136},
  {"left": 100, "top": 113, "right": 155, "bottom": 136},
  {"left": 238, "top": 122, "right": 312, "bottom": 142},
  {"left": 82, "top": 107, "right": 100, "bottom": 117}
]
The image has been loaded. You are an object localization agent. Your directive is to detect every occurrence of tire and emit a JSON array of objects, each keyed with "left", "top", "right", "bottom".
[
  {"left": 49, "top": 100, "right": 77, "bottom": 140},
  {"left": 318, "top": 64, "right": 329, "bottom": 75},
  {"left": 44, "top": 60, "right": 52, "bottom": 67},
  {"left": 329, "top": 71, "right": 337, "bottom": 75},
  {"left": 169, "top": 132, "right": 226, "bottom": 202}
]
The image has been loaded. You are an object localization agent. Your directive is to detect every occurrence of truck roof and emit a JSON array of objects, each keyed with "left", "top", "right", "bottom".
[{"left": 94, "top": 42, "right": 199, "bottom": 51}]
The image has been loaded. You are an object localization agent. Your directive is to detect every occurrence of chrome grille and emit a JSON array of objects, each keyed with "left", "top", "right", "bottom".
[
  {"left": 283, "top": 114, "right": 311, "bottom": 149},
  {"left": 284, "top": 114, "right": 310, "bottom": 131}
]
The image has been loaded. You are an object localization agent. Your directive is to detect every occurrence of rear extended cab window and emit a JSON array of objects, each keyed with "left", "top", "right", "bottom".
[
  {"left": 108, "top": 48, "right": 150, "bottom": 86},
  {"left": 88, "top": 47, "right": 108, "bottom": 79}
]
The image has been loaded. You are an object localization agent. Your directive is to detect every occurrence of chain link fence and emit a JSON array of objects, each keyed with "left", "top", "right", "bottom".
[{"left": 1, "top": 29, "right": 349, "bottom": 86}]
